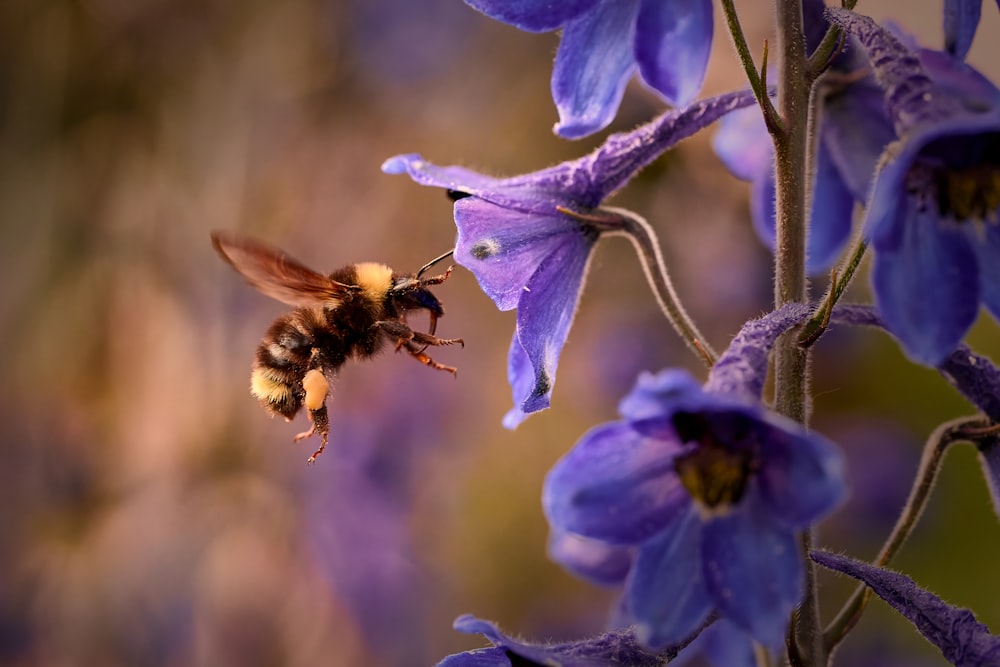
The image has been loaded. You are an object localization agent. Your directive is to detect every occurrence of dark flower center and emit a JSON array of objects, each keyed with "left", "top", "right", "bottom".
[
  {"left": 671, "top": 411, "right": 756, "bottom": 510},
  {"left": 917, "top": 133, "right": 1000, "bottom": 222}
]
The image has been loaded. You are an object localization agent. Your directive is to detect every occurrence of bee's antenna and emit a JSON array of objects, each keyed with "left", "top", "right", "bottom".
[{"left": 417, "top": 249, "right": 455, "bottom": 278}]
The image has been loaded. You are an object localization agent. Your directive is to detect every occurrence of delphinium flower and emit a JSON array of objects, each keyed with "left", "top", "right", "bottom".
[
  {"left": 712, "top": 0, "right": 895, "bottom": 274},
  {"left": 461, "top": 0, "right": 713, "bottom": 138},
  {"left": 826, "top": 8, "right": 1000, "bottom": 366},
  {"left": 542, "top": 305, "right": 847, "bottom": 649},
  {"left": 384, "top": 88, "right": 758, "bottom": 427}
]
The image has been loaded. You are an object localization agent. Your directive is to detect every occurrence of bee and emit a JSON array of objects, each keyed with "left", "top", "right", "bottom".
[{"left": 211, "top": 231, "right": 463, "bottom": 463}]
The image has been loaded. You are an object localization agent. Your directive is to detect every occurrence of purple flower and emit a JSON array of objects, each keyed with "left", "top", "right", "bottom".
[
  {"left": 827, "top": 8, "right": 1000, "bottom": 366},
  {"left": 384, "top": 89, "right": 757, "bottom": 427},
  {"left": 944, "top": 0, "right": 999, "bottom": 60},
  {"left": 812, "top": 550, "right": 1000, "bottom": 666},
  {"left": 436, "top": 614, "right": 688, "bottom": 666},
  {"left": 713, "top": 0, "right": 895, "bottom": 274},
  {"left": 462, "top": 0, "right": 713, "bottom": 138},
  {"left": 543, "top": 324, "right": 847, "bottom": 648}
]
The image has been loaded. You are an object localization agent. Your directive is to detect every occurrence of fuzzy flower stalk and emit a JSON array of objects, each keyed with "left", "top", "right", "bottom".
[{"left": 384, "top": 89, "right": 759, "bottom": 427}]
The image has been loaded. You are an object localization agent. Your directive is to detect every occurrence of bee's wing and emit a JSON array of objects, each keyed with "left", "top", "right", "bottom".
[{"left": 211, "top": 231, "right": 354, "bottom": 307}]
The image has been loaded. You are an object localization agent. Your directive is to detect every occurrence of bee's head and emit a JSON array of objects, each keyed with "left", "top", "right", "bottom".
[{"left": 391, "top": 278, "right": 445, "bottom": 317}]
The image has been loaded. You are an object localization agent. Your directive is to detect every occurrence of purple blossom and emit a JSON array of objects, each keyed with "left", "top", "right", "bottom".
[
  {"left": 944, "top": 0, "right": 1000, "bottom": 60},
  {"left": 435, "top": 614, "right": 688, "bottom": 666},
  {"left": 461, "top": 0, "right": 713, "bottom": 138},
  {"left": 543, "top": 306, "right": 847, "bottom": 648},
  {"left": 812, "top": 551, "right": 1000, "bottom": 666},
  {"left": 384, "top": 89, "right": 757, "bottom": 427},
  {"left": 827, "top": 8, "right": 1000, "bottom": 366},
  {"left": 713, "top": 0, "right": 895, "bottom": 274}
]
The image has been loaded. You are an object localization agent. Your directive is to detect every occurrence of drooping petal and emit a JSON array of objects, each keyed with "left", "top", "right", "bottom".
[
  {"left": 712, "top": 105, "right": 771, "bottom": 182},
  {"left": 806, "top": 144, "right": 854, "bottom": 273},
  {"left": 552, "top": 0, "right": 640, "bottom": 138},
  {"left": 675, "top": 619, "right": 756, "bottom": 667},
  {"left": 547, "top": 529, "right": 633, "bottom": 586},
  {"left": 977, "top": 435, "right": 1000, "bottom": 522},
  {"left": 752, "top": 414, "right": 848, "bottom": 528},
  {"left": 634, "top": 0, "right": 712, "bottom": 107},
  {"left": 943, "top": 0, "right": 983, "bottom": 60},
  {"left": 501, "top": 335, "right": 533, "bottom": 430},
  {"left": 820, "top": 80, "right": 896, "bottom": 201},
  {"left": 811, "top": 550, "right": 1000, "bottom": 666},
  {"left": 442, "top": 614, "right": 681, "bottom": 667},
  {"left": 701, "top": 495, "right": 801, "bottom": 649},
  {"left": 972, "top": 221, "right": 1000, "bottom": 322},
  {"left": 618, "top": 369, "right": 705, "bottom": 422},
  {"left": 512, "top": 229, "right": 598, "bottom": 414},
  {"left": 543, "top": 421, "right": 688, "bottom": 545},
  {"left": 461, "top": 0, "right": 599, "bottom": 32},
  {"left": 871, "top": 204, "right": 980, "bottom": 365},
  {"left": 628, "top": 506, "right": 715, "bottom": 649},
  {"left": 453, "top": 197, "right": 583, "bottom": 310}
]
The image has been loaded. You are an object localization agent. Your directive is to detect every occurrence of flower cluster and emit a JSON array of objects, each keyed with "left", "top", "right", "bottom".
[{"left": 380, "top": 2, "right": 1000, "bottom": 666}]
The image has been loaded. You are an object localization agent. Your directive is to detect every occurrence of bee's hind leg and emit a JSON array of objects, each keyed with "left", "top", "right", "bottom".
[{"left": 295, "top": 368, "right": 331, "bottom": 464}]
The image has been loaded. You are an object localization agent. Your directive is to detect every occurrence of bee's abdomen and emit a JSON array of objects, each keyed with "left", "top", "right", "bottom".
[
  {"left": 249, "top": 312, "right": 320, "bottom": 419},
  {"left": 250, "top": 365, "right": 301, "bottom": 418}
]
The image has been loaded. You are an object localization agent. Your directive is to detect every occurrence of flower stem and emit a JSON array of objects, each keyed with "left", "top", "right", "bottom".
[
  {"left": 556, "top": 205, "right": 717, "bottom": 367},
  {"left": 771, "top": 0, "right": 821, "bottom": 664},
  {"left": 719, "top": 0, "right": 781, "bottom": 131},
  {"left": 823, "top": 415, "right": 992, "bottom": 651}
]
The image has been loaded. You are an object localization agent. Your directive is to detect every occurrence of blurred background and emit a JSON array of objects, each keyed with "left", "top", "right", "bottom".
[{"left": 0, "top": 0, "right": 998, "bottom": 665}]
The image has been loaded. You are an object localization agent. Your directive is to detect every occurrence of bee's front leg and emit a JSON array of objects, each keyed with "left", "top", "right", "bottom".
[{"left": 374, "top": 320, "right": 463, "bottom": 375}]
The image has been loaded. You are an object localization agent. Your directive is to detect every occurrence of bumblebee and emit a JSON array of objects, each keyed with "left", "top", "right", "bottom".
[{"left": 211, "top": 231, "right": 463, "bottom": 463}]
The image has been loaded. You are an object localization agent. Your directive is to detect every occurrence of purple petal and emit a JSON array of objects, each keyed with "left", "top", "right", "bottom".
[
  {"left": 806, "top": 145, "right": 854, "bottom": 273},
  {"left": 973, "top": 220, "right": 1000, "bottom": 323},
  {"left": 977, "top": 436, "right": 1000, "bottom": 522},
  {"left": 871, "top": 204, "right": 980, "bottom": 366},
  {"left": 552, "top": 0, "right": 639, "bottom": 138},
  {"left": 750, "top": 155, "right": 777, "bottom": 251},
  {"left": 628, "top": 506, "right": 715, "bottom": 649},
  {"left": 634, "top": 0, "right": 712, "bottom": 107},
  {"left": 446, "top": 614, "right": 684, "bottom": 666},
  {"left": 753, "top": 415, "right": 848, "bottom": 528},
  {"left": 712, "top": 105, "right": 772, "bottom": 182},
  {"left": 453, "top": 197, "right": 581, "bottom": 310},
  {"left": 543, "top": 421, "right": 688, "bottom": 544},
  {"left": 512, "top": 229, "right": 597, "bottom": 415},
  {"left": 501, "top": 335, "right": 533, "bottom": 429},
  {"left": 618, "top": 369, "right": 705, "bottom": 421},
  {"left": 702, "top": 496, "right": 801, "bottom": 648},
  {"left": 919, "top": 48, "right": 1000, "bottom": 109},
  {"left": 677, "top": 620, "right": 756, "bottom": 667},
  {"left": 547, "top": 529, "right": 633, "bottom": 586},
  {"left": 461, "top": 0, "right": 599, "bottom": 32},
  {"left": 820, "top": 80, "right": 896, "bottom": 201},
  {"left": 811, "top": 551, "right": 1000, "bottom": 666},
  {"left": 436, "top": 645, "right": 509, "bottom": 667},
  {"left": 943, "top": 0, "right": 983, "bottom": 60}
]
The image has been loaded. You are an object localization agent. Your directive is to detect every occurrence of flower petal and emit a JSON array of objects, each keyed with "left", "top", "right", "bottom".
[
  {"left": 543, "top": 421, "right": 688, "bottom": 544},
  {"left": 702, "top": 495, "right": 801, "bottom": 648},
  {"left": 943, "top": 0, "right": 982, "bottom": 60},
  {"left": 461, "top": 0, "right": 599, "bottom": 32},
  {"left": 552, "top": 0, "right": 639, "bottom": 138},
  {"left": 634, "top": 0, "right": 712, "bottom": 107},
  {"left": 806, "top": 144, "right": 854, "bottom": 273},
  {"left": 820, "top": 81, "right": 896, "bottom": 202},
  {"left": 811, "top": 551, "right": 1000, "bottom": 665},
  {"left": 501, "top": 335, "right": 533, "bottom": 429},
  {"left": 628, "top": 506, "right": 714, "bottom": 649},
  {"left": 872, "top": 204, "right": 980, "bottom": 365},
  {"left": 973, "top": 220, "right": 1000, "bottom": 323},
  {"left": 512, "top": 229, "right": 597, "bottom": 414},
  {"left": 547, "top": 529, "right": 633, "bottom": 586},
  {"left": 753, "top": 414, "right": 848, "bottom": 528},
  {"left": 750, "top": 155, "right": 777, "bottom": 251},
  {"left": 676, "top": 620, "right": 756, "bottom": 667},
  {"left": 453, "top": 197, "right": 580, "bottom": 311},
  {"left": 618, "top": 369, "right": 704, "bottom": 422},
  {"left": 712, "top": 105, "right": 771, "bottom": 183}
]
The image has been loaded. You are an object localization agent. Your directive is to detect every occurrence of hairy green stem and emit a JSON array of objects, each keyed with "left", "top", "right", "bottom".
[
  {"left": 558, "top": 205, "right": 717, "bottom": 367},
  {"left": 771, "top": 0, "right": 821, "bottom": 664},
  {"left": 719, "top": 0, "right": 781, "bottom": 130},
  {"left": 799, "top": 236, "right": 868, "bottom": 347}
]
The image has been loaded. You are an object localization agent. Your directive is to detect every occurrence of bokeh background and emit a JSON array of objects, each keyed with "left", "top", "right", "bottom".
[{"left": 1, "top": 1, "right": 998, "bottom": 665}]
